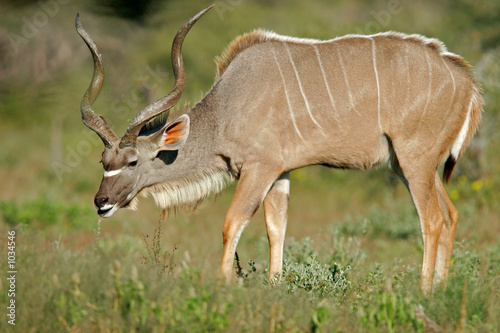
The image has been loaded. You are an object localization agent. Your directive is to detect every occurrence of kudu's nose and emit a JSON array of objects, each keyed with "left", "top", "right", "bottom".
[{"left": 94, "top": 196, "right": 108, "bottom": 208}]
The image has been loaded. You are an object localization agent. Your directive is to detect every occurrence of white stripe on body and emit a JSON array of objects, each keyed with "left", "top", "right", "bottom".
[
  {"left": 271, "top": 47, "right": 304, "bottom": 141},
  {"left": 441, "top": 56, "right": 457, "bottom": 119},
  {"left": 284, "top": 43, "right": 325, "bottom": 132},
  {"left": 369, "top": 37, "right": 382, "bottom": 131},
  {"left": 312, "top": 45, "right": 340, "bottom": 122},
  {"left": 335, "top": 43, "right": 362, "bottom": 116},
  {"left": 416, "top": 49, "right": 434, "bottom": 133}
]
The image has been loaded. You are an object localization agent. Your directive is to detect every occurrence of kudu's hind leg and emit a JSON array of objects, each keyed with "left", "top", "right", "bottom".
[
  {"left": 219, "top": 164, "right": 283, "bottom": 282},
  {"left": 391, "top": 149, "right": 445, "bottom": 294},
  {"left": 263, "top": 172, "right": 290, "bottom": 281},
  {"left": 411, "top": 175, "right": 445, "bottom": 294},
  {"left": 433, "top": 171, "right": 459, "bottom": 286}
]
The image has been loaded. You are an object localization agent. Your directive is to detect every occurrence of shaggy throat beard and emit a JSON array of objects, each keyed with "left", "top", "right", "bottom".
[{"left": 135, "top": 170, "right": 234, "bottom": 215}]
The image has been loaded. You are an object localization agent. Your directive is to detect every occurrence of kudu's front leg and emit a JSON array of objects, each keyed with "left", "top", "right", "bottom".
[
  {"left": 219, "top": 164, "right": 283, "bottom": 282},
  {"left": 263, "top": 172, "right": 290, "bottom": 281}
]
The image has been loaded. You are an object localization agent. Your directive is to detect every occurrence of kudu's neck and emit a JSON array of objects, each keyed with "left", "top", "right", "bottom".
[
  {"left": 185, "top": 97, "right": 221, "bottom": 162},
  {"left": 153, "top": 92, "right": 227, "bottom": 182},
  {"left": 140, "top": 94, "right": 232, "bottom": 212}
]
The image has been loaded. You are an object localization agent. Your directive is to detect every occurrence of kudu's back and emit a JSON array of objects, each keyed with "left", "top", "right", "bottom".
[{"left": 211, "top": 30, "right": 482, "bottom": 176}]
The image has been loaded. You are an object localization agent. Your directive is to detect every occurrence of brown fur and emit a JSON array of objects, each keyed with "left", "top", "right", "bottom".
[
  {"left": 389, "top": 32, "right": 476, "bottom": 79},
  {"left": 215, "top": 30, "right": 482, "bottom": 186},
  {"left": 216, "top": 29, "right": 269, "bottom": 78}
]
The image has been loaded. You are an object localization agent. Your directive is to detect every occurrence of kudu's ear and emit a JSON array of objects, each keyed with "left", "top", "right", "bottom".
[{"left": 156, "top": 114, "right": 190, "bottom": 151}]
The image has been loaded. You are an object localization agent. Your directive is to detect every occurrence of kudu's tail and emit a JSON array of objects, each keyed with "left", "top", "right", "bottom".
[
  {"left": 443, "top": 84, "right": 483, "bottom": 185},
  {"left": 443, "top": 156, "right": 457, "bottom": 184}
]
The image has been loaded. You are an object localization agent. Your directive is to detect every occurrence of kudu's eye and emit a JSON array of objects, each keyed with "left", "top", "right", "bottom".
[{"left": 128, "top": 160, "right": 138, "bottom": 168}]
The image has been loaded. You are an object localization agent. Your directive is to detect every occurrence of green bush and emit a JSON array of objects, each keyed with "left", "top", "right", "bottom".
[
  {"left": 282, "top": 256, "right": 351, "bottom": 300},
  {"left": 0, "top": 197, "right": 96, "bottom": 229}
]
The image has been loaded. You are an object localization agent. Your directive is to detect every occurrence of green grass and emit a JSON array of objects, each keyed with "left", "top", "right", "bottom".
[
  {"left": 1, "top": 216, "right": 499, "bottom": 332},
  {"left": 1, "top": 0, "right": 500, "bottom": 331}
]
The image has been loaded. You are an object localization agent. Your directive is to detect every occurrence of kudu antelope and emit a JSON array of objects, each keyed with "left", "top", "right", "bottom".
[{"left": 76, "top": 5, "right": 482, "bottom": 293}]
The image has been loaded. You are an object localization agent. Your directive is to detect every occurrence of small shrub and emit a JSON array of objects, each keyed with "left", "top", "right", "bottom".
[
  {"left": 282, "top": 238, "right": 351, "bottom": 300},
  {"left": 234, "top": 252, "right": 258, "bottom": 280},
  {"left": 141, "top": 219, "right": 177, "bottom": 279},
  {"left": 283, "top": 257, "right": 350, "bottom": 298}
]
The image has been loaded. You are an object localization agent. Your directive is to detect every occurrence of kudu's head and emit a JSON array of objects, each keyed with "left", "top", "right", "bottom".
[{"left": 75, "top": 6, "right": 213, "bottom": 217}]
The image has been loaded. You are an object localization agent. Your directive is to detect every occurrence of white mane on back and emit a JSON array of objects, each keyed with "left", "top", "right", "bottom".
[{"left": 216, "top": 29, "right": 472, "bottom": 78}]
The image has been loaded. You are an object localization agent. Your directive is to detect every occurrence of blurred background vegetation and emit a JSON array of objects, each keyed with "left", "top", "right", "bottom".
[
  {"left": 1, "top": 0, "right": 498, "bottom": 217},
  {"left": 0, "top": 0, "right": 499, "bottom": 331}
]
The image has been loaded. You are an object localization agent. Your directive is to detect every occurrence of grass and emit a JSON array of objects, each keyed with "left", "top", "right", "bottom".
[
  {"left": 1, "top": 0, "right": 500, "bottom": 331},
  {"left": 1, "top": 212, "right": 499, "bottom": 332}
]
